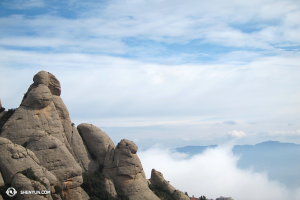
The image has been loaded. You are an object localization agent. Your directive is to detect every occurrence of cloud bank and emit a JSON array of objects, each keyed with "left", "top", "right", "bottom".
[{"left": 138, "top": 145, "right": 300, "bottom": 200}]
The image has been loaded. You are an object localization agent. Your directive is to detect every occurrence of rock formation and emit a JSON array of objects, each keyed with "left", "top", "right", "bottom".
[
  {"left": 150, "top": 169, "right": 190, "bottom": 200},
  {"left": 0, "top": 71, "right": 189, "bottom": 200}
]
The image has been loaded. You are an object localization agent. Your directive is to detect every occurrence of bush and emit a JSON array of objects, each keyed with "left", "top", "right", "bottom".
[
  {"left": 19, "top": 168, "right": 47, "bottom": 187},
  {"left": 82, "top": 168, "right": 129, "bottom": 200},
  {"left": 149, "top": 184, "right": 176, "bottom": 200}
]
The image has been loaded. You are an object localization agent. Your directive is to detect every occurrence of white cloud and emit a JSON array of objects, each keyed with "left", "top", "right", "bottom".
[
  {"left": 138, "top": 145, "right": 300, "bottom": 200},
  {"left": 269, "top": 130, "right": 300, "bottom": 136},
  {"left": 1, "top": 0, "right": 300, "bottom": 51},
  {"left": 228, "top": 130, "right": 247, "bottom": 138}
]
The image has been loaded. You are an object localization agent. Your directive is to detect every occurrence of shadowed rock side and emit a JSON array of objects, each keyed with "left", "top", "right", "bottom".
[{"left": 0, "top": 71, "right": 189, "bottom": 200}]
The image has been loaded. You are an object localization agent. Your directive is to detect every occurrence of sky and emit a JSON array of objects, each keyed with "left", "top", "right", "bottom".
[{"left": 0, "top": 0, "right": 300, "bottom": 149}]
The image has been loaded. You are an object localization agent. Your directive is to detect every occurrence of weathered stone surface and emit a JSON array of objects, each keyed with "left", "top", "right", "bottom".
[
  {"left": 21, "top": 84, "right": 53, "bottom": 109},
  {"left": 77, "top": 123, "right": 115, "bottom": 166},
  {"left": 103, "top": 139, "right": 159, "bottom": 200},
  {"left": 33, "top": 71, "right": 49, "bottom": 85},
  {"left": 70, "top": 126, "right": 98, "bottom": 173},
  {"left": 52, "top": 96, "right": 72, "bottom": 146},
  {"left": 150, "top": 169, "right": 189, "bottom": 200},
  {"left": 32, "top": 71, "right": 61, "bottom": 96},
  {"left": 150, "top": 169, "right": 176, "bottom": 193},
  {"left": 81, "top": 188, "right": 90, "bottom": 200},
  {"left": 0, "top": 171, "right": 4, "bottom": 187},
  {"left": 12, "top": 173, "right": 50, "bottom": 200},
  {"left": 104, "top": 178, "right": 117, "bottom": 198},
  {"left": 63, "top": 186, "right": 82, "bottom": 200},
  {"left": 26, "top": 131, "right": 82, "bottom": 184},
  {"left": 0, "top": 137, "right": 57, "bottom": 185},
  {"left": 0, "top": 194, "right": 3, "bottom": 200},
  {"left": 0, "top": 103, "right": 67, "bottom": 147}
]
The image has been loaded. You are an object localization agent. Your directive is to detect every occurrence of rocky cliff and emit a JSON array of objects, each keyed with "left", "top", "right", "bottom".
[{"left": 0, "top": 71, "right": 189, "bottom": 200}]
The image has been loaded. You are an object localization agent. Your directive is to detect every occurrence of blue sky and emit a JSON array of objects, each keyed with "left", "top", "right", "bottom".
[{"left": 0, "top": 0, "right": 300, "bottom": 149}]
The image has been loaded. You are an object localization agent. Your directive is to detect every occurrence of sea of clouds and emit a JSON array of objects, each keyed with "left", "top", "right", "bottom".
[{"left": 138, "top": 145, "right": 300, "bottom": 200}]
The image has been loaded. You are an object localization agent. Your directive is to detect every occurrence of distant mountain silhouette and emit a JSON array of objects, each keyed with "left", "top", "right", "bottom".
[{"left": 176, "top": 141, "right": 300, "bottom": 189}]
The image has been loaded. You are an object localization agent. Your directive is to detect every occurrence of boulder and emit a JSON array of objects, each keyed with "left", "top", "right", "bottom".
[
  {"left": 77, "top": 123, "right": 115, "bottom": 166},
  {"left": 103, "top": 139, "right": 159, "bottom": 200},
  {"left": 104, "top": 178, "right": 117, "bottom": 198},
  {"left": 26, "top": 131, "right": 82, "bottom": 184},
  {"left": 0, "top": 137, "right": 57, "bottom": 185},
  {"left": 21, "top": 84, "right": 52, "bottom": 109},
  {"left": 11, "top": 173, "right": 50, "bottom": 200},
  {"left": 70, "top": 126, "right": 98, "bottom": 174},
  {"left": 0, "top": 103, "right": 67, "bottom": 148},
  {"left": 81, "top": 188, "right": 90, "bottom": 200}
]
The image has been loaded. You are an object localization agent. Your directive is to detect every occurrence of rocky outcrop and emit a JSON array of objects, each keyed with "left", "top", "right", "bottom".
[
  {"left": 104, "top": 178, "right": 117, "bottom": 198},
  {"left": 26, "top": 131, "right": 82, "bottom": 184},
  {"left": 103, "top": 139, "right": 160, "bottom": 200},
  {"left": 70, "top": 125, "right": 98, "bottom": 174},
  {"left": 77, "top": 123, "right": 115, "bottom": 166},
  {"left": 81, "top": 188, "right": 90, "bottom": 200},
  {"left": 150, "top": 169, "right": 190, "bottom": 200},
  {"left": 11, "top": 173, "right": 50, "bottom": 200},
  {"left": 0, "top": 71, "right": 190, "bottom": 200},
  {"left": 0, "top": 137, "right": 57, "bottom": 185}
]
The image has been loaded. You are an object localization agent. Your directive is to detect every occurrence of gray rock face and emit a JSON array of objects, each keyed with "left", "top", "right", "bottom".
[
  {"left": 103, "top": 139, "right": 159, "bottom": 200},
  {"left": 150, "top": 169, "right": 176, "bottom": 193},
  {"left": 26, "top": 131, "right": 82, "bottom": 184},
  {"left": 104, "top": 178, "right": 117, "bottom": 198},
  {"left": 70, "top": 126, "right": 98, "bottom": 174},
  {"left": 21, "top": 84, "right": 53, "bottom": 109},
  {"left": 1, "top": 102, "right": 67, "bottom": 148},
  {"left": 0, "top": 137, "right": 57, "bottom": 185},
  {"left": 11, "top": 173, "right": 51, "bottom": 200},
  {"left": 77, "top": 123, "right": 115, "bottom": 166},
  {"left": 150, "top": 169, "right": 190, "bottom": 200},
  {"left": 81, "top": 188, "right": 90, "bottom": 200}
]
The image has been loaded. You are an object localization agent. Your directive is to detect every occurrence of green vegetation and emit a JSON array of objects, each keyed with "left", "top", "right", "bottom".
[
  {"left": 149, "top": 184, "right": 176, "bottom": 200},
  {"left": 19, "top": 167, "right": 47, "bottom": 187},
  {"left": 0, "top": 108, "right": 16, "bottom": 134},
  {"left": 81, "top": 168, "right": 129, "bottom": 200},
  {"left": 199, "top": 196, "right": 207, "bottom": 200},
  {"left": 54, "top": 185, "right": 66, "bottom": 200}
]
